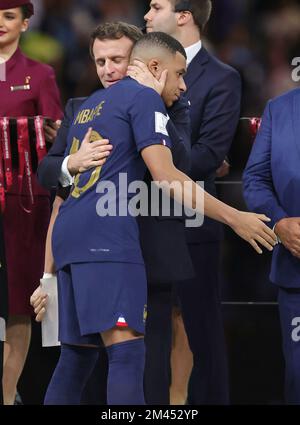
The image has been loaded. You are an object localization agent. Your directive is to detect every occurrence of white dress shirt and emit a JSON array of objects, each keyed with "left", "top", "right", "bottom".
[{"left": 185, "top": 40, "right": 202, "bottom": 67}]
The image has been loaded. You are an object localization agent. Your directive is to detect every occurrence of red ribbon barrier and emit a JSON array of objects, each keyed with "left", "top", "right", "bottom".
[
  {"left": 34, "top": 116, "right": 47, "bottom": 163},
  {"left": 17, "top": 117, "right": 34, "bottom": 213}
]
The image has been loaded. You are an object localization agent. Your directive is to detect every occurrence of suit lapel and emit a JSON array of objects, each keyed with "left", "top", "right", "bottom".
[
  {"left": 292, "top": 91, "right": 300, "bottom": 159},
  {"left": 184, "top": 47, "right": 209, "bottom": 92}
]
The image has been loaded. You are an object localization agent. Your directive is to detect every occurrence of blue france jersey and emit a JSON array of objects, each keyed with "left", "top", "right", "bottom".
[{"left": 52, "top": 77, "right": 172, "bottom": 269}]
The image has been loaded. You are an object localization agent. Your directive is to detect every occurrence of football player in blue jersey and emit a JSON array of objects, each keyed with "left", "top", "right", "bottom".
[{"left": 42, "top": 31, "right": 277, "bottom": 405}]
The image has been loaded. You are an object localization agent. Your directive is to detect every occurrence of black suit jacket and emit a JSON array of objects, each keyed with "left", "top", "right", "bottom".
[
  {"left": 38, "top": 94, "right": 194, "bottom": 284},
  {"left": 184, "top": 47, "right": 242, "bottom": 243}
]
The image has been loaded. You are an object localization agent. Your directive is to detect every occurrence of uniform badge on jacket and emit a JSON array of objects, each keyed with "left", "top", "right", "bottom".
[{"left": 10, "top": 76, "right": 31, "bottom": 92}]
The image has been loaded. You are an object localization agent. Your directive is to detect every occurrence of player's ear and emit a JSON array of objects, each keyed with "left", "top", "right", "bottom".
[{"left": 148, "top": 59, "right": 162, "bottom": 78}]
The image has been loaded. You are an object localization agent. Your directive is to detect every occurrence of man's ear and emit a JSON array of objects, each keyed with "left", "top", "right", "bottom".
[
  {"left": 177, "top": 11, "right": 193, "bottom": 27},
  {"left": 148, "top": 59, "right": 162, "bottom": 78}
]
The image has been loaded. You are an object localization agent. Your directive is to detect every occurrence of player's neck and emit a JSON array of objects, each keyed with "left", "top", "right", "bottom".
[{"left": 0, "top": 39, "right": 19, "bottom": 62}]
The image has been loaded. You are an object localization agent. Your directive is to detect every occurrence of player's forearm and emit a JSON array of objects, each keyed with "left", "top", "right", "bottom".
[
  {"left": 151, "top": 164, "right": 238, "bottom": 227},
  {"left": 44, "top": 196, "right": 63, "bottom": 274}
]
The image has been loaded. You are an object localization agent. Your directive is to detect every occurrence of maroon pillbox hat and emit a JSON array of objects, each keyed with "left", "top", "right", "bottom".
[{"left": 0, "top": 1, "right": 34, "bottom": 17}]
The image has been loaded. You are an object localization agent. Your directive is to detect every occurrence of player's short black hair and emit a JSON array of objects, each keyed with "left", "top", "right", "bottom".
[
  {"left": 170, "top": 0, "right": 212, "bottom": 33},
  {"left": 90, "top": 22, "right": 143, "bottom": 58},
  {"left": 132, "top": 32, "right": 187, "bottom": 60}
]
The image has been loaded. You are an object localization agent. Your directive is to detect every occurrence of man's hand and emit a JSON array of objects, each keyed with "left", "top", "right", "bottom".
[
  {"left": 275, "top": 217, "right": 300, "bottom": 258},
  {"left": 30, "top": 286, "right": 48, "bottom": 322},
  {"left": 216, "top": 159, "right": 230, "bottom": 178},
  {"left": 44, "top": 119, "right": 62, "bottom": 144},
  {"left": 127, "top": 59, "right": 168, "bottom": 95},
  {"left": 231, "top": 211, "right": 277, "bottom": 254},
  {"left": 67, "top": 127, "right": 113, "bottom": 175}
]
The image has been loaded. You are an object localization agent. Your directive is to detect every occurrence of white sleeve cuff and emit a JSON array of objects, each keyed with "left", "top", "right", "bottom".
[
  {"left": 42, "top": 273, "right": 56, "bottom": 279},
  {"left": 59, "top": 155, "right": 74, "bottom": 187}
]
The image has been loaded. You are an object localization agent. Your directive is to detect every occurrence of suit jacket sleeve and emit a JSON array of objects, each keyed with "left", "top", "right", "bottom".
[
  {"left": 190, "top": 69, "right": 241, "bottom": 181},
  {"left": 167, "top": 96, "right": 191, "bottom": 174},
  {"left": 243, "top": 101, "right": 288, "bottom": 228},
  {"left": 37, "top": 98, "right": 74, "bottom": 190}
]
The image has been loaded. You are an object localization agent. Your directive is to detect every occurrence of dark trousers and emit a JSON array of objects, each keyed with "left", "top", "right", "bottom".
[
  {"left": 278, "top": 287, "right": 300, "bottom": 404},
  {"left": 144, "top": 283, "right": 173, "bottom": 405},
  {"left": 176, "top": 242, "right": 229, "bottom": 404}
]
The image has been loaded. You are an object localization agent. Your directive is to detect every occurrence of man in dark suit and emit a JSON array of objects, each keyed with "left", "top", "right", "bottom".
[
  {"left": 243, "top": 88, "right": 300, "bottom": 404},
  {"left": 33, "top": 21, "right": 194, "bottom": 405},
  {"left": 145, "top": 0, "right": 242, "bottom": 404}
]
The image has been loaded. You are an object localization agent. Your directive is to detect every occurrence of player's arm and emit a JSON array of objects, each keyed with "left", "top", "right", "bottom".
[
  {"left": 141, "top": 144, "right": 277, "bottom": 254},
  {"left": 30, "top": 194, "right": 65, "bottom": 322}
]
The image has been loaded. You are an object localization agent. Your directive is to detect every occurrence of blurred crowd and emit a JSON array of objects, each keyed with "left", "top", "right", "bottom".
[{"left": 21, "top": 0, "right": 300, "bottom": 112}]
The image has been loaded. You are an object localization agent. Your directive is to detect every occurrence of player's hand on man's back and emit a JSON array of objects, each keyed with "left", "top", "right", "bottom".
[{"left": 231, "top": 211, "right": 277, "bottom": 254}]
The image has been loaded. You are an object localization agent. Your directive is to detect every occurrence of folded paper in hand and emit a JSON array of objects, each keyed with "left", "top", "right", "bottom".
[{"left": 40, "top": 276, "right": 61, "bottom": 347}]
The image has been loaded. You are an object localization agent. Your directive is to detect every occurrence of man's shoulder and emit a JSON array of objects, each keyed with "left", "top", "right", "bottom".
[
  {"left": 205, "top": 49, "right": 240, "bottom": 79},
  {"left": 66, "top": 97, "right": 87, "bottom": 108},
  {"left": 269, "top": 88, "right": 300, "bottom": 109},
  {"left": 188, "top": 48, "right": 240, "bottom": 92}
]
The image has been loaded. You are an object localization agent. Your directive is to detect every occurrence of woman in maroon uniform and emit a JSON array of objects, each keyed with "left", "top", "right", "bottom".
[{"left": 0, "top": 0, "right": 62, "bottom": 404}]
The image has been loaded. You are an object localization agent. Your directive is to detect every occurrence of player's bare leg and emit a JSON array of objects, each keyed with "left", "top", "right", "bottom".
[
  {"left": 3, "top": 315, "right": 31, "bottom": 405},
  {"left": 101, "top": 326, "right": 143, "bottom": 347},
  {"left": 170, "top": 307, "right": 193, "bottom": 405}
]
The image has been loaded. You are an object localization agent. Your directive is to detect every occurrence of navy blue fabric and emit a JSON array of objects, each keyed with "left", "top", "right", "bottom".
[
  {"left": 243, "top": 88, "right": 300, "bottom": 288},
  {"left": 53, "top": 78, "right": 172, "bottom": 269},
  {"left": 37, "top": 94, "right": 194, "bottom": 283},
  {"left": 44, "top": 344, "right": 99, "bottom": 405},
  {"left": 278, "top": 287, "right": 300, "bottom": 404},
  {"left": 36, "top": 84, "right": 194, "bottom": 404},
  {"left": 176, "top": 47, "right": 241, "bottom": 404},
  {"left": 176, "top": 242, "right": 229, "bottom": 404},
  {"left": 144, "top": 283, "right": 173, "bottom": 404},
  {"left": 106, "top": 339, "right": 145, "bottom": 405},
  {"left": 57, "top": 262, "right": 147, "bottom": 342},
  {"left": 184, "top": 47, "right": 241, "bottom": 243},
  {"left": 37, "top": 97, "right": 86, "bottom": 190}
]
